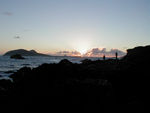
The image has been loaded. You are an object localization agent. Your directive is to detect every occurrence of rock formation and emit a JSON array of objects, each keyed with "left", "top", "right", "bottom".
[
  {"left": 10, "top": 54, "right": 25, "bottom": 59},
  {"left": 4, "top": 49, "right": 50, "bottom": 57}
]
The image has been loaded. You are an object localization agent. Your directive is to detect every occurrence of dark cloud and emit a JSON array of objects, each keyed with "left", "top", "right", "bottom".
[
  {"left": 2, "top": 12, "right": 13, "bottom": 16},
  {"left": 14, "top": 36, "right": 21, "bottom": 39},
  {"left": 84, "top": 48, "right": 126, "bottom": 57},
  {"left": 57, "top": 51, "right": 70, "bottom": 54},
  {"left": 56, "top": 51, "right": 81, "bottom": 56}
]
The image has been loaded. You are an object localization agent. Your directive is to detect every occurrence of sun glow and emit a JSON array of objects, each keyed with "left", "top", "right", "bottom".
[
  {"left": 73, "top": 42, "right": 91, "bottom": 56},
  {"left": 77, "top": 48, "right": 88, "bottom": 55},
  {"left": 68, "top": 33, "right": 94, "bottom": 56}
]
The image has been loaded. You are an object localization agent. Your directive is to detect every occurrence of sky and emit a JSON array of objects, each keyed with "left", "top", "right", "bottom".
[{"left": 0, "top": 0, "right": 150, "bottom": 56}]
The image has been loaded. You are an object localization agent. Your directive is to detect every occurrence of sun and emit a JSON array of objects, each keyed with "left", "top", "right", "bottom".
[
  {"left": 72, "top": 41, "right": 89, "bottom": 55},
  {"left": 72, "top": 41, "right": 91, "bottom": 56},
  {"left": 69, "top": 34, "right": 93, "bottom": 56},
  {"left": 78, "top": 48, "right": 88, "bottom": 55}
]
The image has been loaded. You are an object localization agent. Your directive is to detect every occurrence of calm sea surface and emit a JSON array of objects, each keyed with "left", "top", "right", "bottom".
[{"left": 0, "top": 56, "right": 102, "bottom": 77}]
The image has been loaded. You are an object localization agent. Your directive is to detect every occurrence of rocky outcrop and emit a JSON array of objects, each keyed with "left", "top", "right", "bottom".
[
  {"left": 4, "top": 49, "right": 50, "bottom": 56},
  {"left": 1, "top": 45, "right": 150, "bottom": 112},
  {"left": 10, "top": 54, "right": 25, "bottom": 59},
  {"left": 123, "top": 45, "right": 150, "bottom": 63}
]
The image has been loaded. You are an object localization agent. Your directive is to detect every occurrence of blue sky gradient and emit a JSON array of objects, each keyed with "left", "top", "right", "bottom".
[{"left": 0, "top": 0, "right": 150, "bottom": 55}]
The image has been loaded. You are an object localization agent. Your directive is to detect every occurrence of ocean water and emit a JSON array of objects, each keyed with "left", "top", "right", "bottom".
[{"left": 0, "top": 56, "right": 101, "bottom": 77}]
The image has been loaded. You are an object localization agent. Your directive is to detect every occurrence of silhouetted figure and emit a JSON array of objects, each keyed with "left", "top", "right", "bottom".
[
  {"left": 115, "top": 52, "right": 118, "bottom": 60},
  {"left": 103, "top": 55, "right": 106, "bottom": 60}
]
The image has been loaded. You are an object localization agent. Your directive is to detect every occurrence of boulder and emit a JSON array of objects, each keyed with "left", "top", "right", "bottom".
[{"left": 122, "top": 45, "right": 150, "bottom": 64}]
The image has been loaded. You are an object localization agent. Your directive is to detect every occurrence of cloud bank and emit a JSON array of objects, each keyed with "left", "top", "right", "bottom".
[
  {"left": 56, "top": 51, "right": 81, "bottom": 56},
  {"left": 14, "top": 36, "right": 21, "bottom": 39},
  {"left": 55, "top": 48, "right": 126, "bottom": 57},
  {"left": 83, "top": 48, "right": 126, "bottom": 57}
]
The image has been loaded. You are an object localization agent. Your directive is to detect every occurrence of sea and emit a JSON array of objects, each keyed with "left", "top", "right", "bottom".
[{"left": 0, "top": 55, "right": 102, "bottom": 78}]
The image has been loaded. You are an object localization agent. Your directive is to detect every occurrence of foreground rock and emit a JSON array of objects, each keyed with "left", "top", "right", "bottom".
[
  {"left": 0, "top": 45, "right": 150, "bottom": 112},
  {"left": 123, "top": 45, "right": 150, "bottom": 62}
]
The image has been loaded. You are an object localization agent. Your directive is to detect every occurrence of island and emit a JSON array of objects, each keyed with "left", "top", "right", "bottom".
[
  {"left": 3, "top": 49, "right": 50, "bottom": 57},
  {"left": 10, "top": 54, "right": 25, "bottom": 59}
]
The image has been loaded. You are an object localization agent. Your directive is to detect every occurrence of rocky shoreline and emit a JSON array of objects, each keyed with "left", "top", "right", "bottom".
[{"left": 0, "top": 45, "right": 150, "bottom": 112}]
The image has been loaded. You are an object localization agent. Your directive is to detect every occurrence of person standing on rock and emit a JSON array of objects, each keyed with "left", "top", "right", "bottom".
[
  {"left": 103, "top": 54, "right": 106, "bottom": 60},
  {"left": 115, "top": 52, "right": 118, "bottom": 60}
]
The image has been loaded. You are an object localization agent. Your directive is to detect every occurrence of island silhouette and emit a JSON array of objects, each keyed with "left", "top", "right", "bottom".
[
  {"left": 4, "top": 49, "right": 50, "bottom": 57},
  {"left": 0, "top": 45, "right": 150, "bottom": 112},
  {"left": 10, "top": 54, "right": 25, "bottom": 59}
]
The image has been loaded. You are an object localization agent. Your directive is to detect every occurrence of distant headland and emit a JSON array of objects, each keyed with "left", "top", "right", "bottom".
[{"left": 3, "top": 49, "right": 50, "bottom": 57}]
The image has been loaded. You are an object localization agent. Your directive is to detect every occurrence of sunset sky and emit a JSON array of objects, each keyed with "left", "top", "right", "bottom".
[{"left": 0, "top": 0, "right": 150, "bottom": 56}]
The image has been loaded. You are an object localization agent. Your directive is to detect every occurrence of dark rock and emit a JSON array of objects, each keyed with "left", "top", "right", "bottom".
[
  {"left": 123, "top": 45, "right": 150, "bottom": 63},
  {"left": 10, "top": 54, "right": 25, "bottom": 59},
  {"left": 1, "top": 45, "right": 150, "bottom": 112},
  {"left": 59, "top": 59, "right": 72, "bottom": 65},
  {"left": 81, "top": 59, "right": 92, "bottom": 64},
  {"left": 0, "top": 79, "right": 13, "bottom": 95}
]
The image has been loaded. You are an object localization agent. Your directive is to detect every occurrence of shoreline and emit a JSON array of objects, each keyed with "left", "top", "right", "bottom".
[
  {"left": 0, "top": 45, "right": 150, "bottom": 112},
  {"left": 0, "top": 56, "right": 118, "bottom": 77}
]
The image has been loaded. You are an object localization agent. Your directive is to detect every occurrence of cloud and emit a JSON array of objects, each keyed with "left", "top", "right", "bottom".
[
  {"left": 2, "top": 12, "right": 13, "bottom": 16},
  {"left": 53, "top": 48, "right": 126, "bottom": 57},
  {"left": 14, "top": 36, "right": 21, "bottom": 39},
  {"left": 56, "top": 51, "right": 81, "bottom": 56},
  {"left": 83, "top": 48, "right": 126, "bottom": 57}
]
